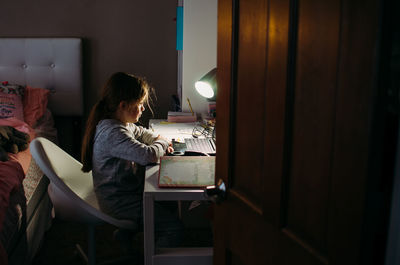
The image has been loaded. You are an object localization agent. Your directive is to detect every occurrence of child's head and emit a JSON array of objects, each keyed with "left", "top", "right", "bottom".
[
  {"left": 100, "top": 72, "right": 153, "bottom": 120},
  {"left": 81, "top": 72, "right": 154, "bottom": 172}
]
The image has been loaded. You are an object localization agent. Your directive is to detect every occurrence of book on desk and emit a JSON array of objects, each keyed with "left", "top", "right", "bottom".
[
  {"left": 167, "top": 111, "right": 198, "bottom": 123},
  {"left": 158, "top": 156, "right": 215, "bottom": 188}
]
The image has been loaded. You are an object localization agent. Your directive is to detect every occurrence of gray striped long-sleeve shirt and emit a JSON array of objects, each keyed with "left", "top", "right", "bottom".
[{"left": 92, "top": 119, "right": 169, "bottom": 215}]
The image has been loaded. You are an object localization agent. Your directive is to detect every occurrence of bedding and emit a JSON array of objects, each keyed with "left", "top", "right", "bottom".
[
  {"left": 0, "top": 118, "right": 34, "bottom": 263},
  {"left": 0, "top": 116, "right": 56, "bottom": 265},
  {"left": 0, "top": 160, "right": 25, "bottom": 265},
  {"left": 0, "top": 83, "right": 24, "bottom": 121},
  {"left": 0, "top": 85, "right": 55, "bottom": 264},
  {"left": 0, "top": 37, "right": 83, "bottom": 265},
  {"left": 22, "top": 86, "right": 50, "bottom": 128}
]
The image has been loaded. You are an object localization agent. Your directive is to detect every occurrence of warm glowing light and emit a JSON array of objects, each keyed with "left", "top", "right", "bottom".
[{"left": 195, "top": 81, "right": 214, "bottom": 98}]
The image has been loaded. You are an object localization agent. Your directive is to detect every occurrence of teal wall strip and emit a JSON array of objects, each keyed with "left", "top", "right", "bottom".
[{"left": 176, "top": 6, "right": 183, "bottom": 50}]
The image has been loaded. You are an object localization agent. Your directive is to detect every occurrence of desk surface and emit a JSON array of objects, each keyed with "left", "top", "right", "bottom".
[
  {"left": 145, "top": 119, "right": 211, "bottom": 201},
  {"left": 149, "top": 119, "right": 196, "bottom": 141}
]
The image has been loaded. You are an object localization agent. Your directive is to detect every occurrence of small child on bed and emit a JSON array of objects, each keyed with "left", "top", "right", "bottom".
[{"left": 81, "top": 72, "right": 182, "bottom": 252}]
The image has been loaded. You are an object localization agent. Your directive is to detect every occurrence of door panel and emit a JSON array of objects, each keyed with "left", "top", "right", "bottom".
[
  {"left": 233, "top": 0, "right": 268, "bottom": 211},
  {"left": 286, "top": 0, "right": 340, "bottom": 255},
  {"left": 215, "top": 0, "right": 387, "bottom": 264},
  {"left": 262, "top": 0, "right": 290, "bottom": 227}
]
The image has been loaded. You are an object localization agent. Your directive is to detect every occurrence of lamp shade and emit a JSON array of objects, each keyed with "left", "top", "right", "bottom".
[{"left": 195, "top": 68, "right": 217, "bottom": 101}]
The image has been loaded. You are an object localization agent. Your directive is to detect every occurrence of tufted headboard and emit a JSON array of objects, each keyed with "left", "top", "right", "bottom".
[{"left": 0, "top": 38, "right": 83, "bottom": 116}]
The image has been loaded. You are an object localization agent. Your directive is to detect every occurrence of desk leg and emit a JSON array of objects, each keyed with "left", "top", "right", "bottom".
[{"left": 144, "top": 193, "right": 155, "bottom": 265}]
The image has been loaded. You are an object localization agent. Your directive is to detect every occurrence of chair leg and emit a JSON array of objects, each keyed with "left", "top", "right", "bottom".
[
  {"left": 74, "top": 225, "right": 97, "bottom": 265},
  {"left": 88, "top": 224, "right": 96, "bottom": 265},
  {"left": 75, "top": 244, "right": 88, "bottom": 264},
  {"left": 76, "top": 224, "right": 139, "bottom": 265}
]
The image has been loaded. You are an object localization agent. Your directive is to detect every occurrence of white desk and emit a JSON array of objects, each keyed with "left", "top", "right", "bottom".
[
  {"left": 143, "top": 120, "right": 213, "bottom": 265},
  {"left": 149, "top": 119, "right": 197, "bottom": 141}
]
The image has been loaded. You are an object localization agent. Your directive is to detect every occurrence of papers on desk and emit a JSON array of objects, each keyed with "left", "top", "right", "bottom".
[
  {"left": 158, "top": 156, "right": 215, "bottom": 188},
  {"left": 150, "top": 120, "right": 196, "bottom": 141}
]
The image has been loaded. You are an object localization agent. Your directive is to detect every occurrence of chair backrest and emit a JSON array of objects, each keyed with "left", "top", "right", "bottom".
[{"left": 30, "top": 137, "right": 136, "bottom": 230}]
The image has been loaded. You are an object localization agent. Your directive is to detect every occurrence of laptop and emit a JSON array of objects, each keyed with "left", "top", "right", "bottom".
[{"left": 172, "top": 137, "right": 216, "bottom": 155}]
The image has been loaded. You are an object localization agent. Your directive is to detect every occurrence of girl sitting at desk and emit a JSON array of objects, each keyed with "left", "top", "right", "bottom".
[{"left": 81, "top": 72, "right": 182, "bottom": 252}]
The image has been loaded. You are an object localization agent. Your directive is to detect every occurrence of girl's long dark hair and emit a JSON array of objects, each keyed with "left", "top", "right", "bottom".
[{"left": 81, "top": 72, "right": 153, "bottom": 172}]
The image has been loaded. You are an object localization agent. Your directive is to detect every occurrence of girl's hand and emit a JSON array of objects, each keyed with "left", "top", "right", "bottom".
[
  {"left": 167, "top": 146, "right": 174, "bottom": 154},
  {"left": 156, "top": 135, "right": 170, "bottom": 143},
  {"left": 156, "top": 135, "right": 173, "bottom": 153}
]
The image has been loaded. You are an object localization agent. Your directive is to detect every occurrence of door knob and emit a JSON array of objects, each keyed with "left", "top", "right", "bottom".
[{"left": 204, "top": 179, "right": 226, "bottom": 203}]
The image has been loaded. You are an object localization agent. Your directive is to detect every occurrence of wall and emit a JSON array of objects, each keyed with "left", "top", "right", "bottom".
[
  {"left": 0, "top": 0, "right": 178, "bottom": 123},
  {"left": 182, "top": 0, "right": 217, "bottom": 115}
]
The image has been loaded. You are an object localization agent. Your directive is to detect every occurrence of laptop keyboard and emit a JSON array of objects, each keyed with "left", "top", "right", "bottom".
[{"left": 185, "top": 138, "right": 216, "bottom": 154}]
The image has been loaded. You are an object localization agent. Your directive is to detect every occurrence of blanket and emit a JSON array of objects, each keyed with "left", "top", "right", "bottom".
[
  {"left": 1, "top": 118, "right": 36, "bottom": 174},
  {"left": 0, "top": 118, "right": 35, "bottom": 264},
  {"left": 0, "top": 161, "right": 25, "bottom": 264}
]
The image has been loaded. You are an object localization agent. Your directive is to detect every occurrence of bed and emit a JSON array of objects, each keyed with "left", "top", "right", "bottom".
[{"left": 0, "top": 38, "right": 83, "bottom": 265}]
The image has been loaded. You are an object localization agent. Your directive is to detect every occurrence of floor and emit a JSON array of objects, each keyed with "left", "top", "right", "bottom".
[
  {"left": 32, "top": 219, "right": 132, "bottom": 265},
  {"left": 32, "top": 202, "right": 213, "bottom": 265}
]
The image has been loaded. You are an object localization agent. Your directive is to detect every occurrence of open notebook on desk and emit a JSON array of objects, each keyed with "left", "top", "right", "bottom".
[{"left": 158, "top": 156, "right": 215, "bottom": 188}]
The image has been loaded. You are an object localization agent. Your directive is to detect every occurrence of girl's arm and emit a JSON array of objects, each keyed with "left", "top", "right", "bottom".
[
  {"left": 107, "top": 125, "right": 170, "bottom": 165},
  {"left": 129, "top": 123, "right": 172, "bottom": 147}
]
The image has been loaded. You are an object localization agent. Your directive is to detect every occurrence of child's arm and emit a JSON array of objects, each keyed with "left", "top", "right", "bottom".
[
  {"left": 130, "top": 123, "right": 169, "bottom": 145},
  {"left": 106, "top": 125, "right": 169, "bottom": 165}
]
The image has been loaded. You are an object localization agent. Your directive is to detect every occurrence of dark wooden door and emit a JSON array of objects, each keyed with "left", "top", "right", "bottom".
[{"left": 214, "top": 0, "right": 394, "bottom": 264}]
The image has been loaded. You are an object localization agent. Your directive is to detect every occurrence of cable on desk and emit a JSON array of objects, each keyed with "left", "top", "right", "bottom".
[{"left": 192, "top": 121, "right": 215, "bottom": 139}]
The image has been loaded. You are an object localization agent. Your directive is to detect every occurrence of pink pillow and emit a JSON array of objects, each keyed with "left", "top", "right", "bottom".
[
  {"left": 23, "top": 86, "right": 50, "bottom": 127},
  {"left": 0, "top": 82, "right": 24, "bottom": 121}
]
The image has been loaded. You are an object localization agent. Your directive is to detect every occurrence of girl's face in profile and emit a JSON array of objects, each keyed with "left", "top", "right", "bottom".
[{"left": 121, "top": 99, "right": 145, "bottom": 123}]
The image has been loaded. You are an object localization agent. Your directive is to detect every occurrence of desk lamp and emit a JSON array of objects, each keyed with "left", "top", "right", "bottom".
[
  {"left": 195, "top": 68, "right": 217, "bottom": 118},
  {"left": 195, "top": 68, "right": 217, "bottom": 102}
]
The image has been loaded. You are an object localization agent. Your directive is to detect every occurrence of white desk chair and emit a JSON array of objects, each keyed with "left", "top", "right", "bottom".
[{"left": 30, "top": 137, "right": 137, "bottom": 265}]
